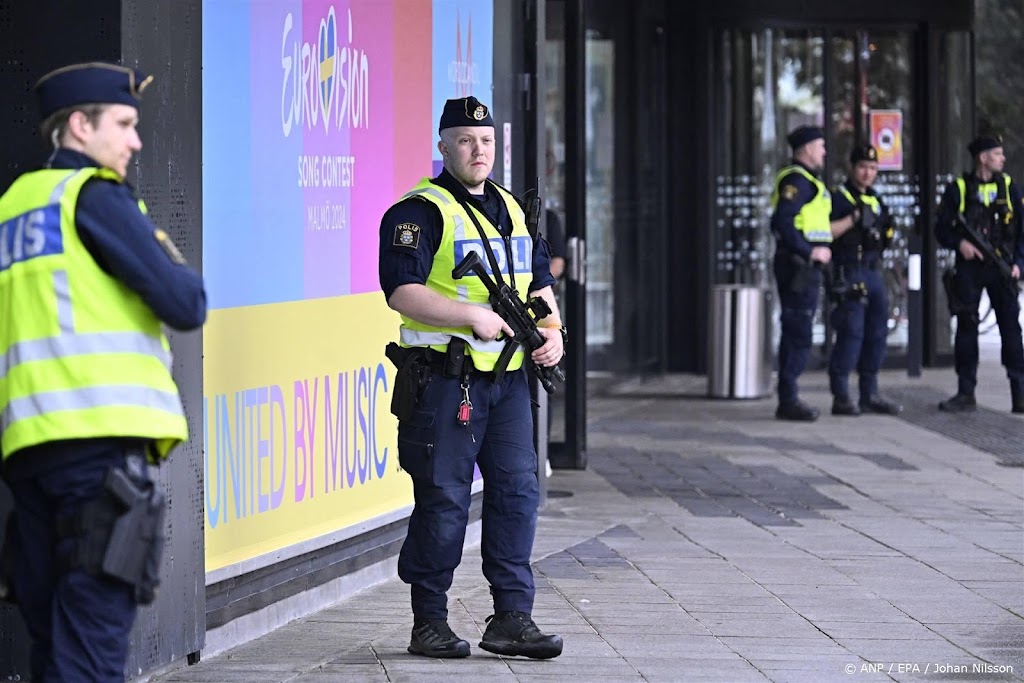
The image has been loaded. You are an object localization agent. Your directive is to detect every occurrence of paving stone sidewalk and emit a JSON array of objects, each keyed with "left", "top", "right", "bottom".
[{"left": 148, "top": 358, "right": 1024, "bottom": 683}]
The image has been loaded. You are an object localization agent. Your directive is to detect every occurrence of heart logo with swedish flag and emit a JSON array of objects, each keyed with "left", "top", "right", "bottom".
[{"left": 318, "top": 7, "right": 337, "bottom": 132}]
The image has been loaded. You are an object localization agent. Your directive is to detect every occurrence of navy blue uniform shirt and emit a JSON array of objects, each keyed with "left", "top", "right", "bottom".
[
  {"left": 379, "top": 169, "right": 555, "bottom": 300},
  {"left": 771, "top": 161, "right": 829, "bottom": 259},
  {"left": 935, "top": 173, "right": 1024, "bottom": 269},
  {"left": 3, "top": 149, "right": 207, "bottom": 481}
]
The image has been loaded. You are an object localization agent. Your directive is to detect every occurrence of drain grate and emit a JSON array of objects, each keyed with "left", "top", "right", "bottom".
[{"left": 888, "top": 386, "right": 1024, "bottom": 467}]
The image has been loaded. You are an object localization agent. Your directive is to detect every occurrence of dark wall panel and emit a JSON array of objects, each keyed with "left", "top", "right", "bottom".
[
  {"left": 700, "top": 0, "right": 973, "bottom": 27},
  {"left": 0, "top": 0, "right": 121, "bottom": 193},
  {"left": 0, "top": 2, "right": 122, "bottom": 677},
  {"left": 665, "top": 3, "right": 704, "bottom": 372},
  {"left": 122, "top": 0, "right": 206, "bottom": 676},
  {"left": 0, "top": 0, "right": 204, "bottom": 678}
]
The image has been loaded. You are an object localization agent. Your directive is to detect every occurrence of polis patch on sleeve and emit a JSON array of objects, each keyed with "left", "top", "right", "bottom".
[
  {"left": 781, "top": 184, "right": 799, "bottom": 201},
  {"left": 393, "top": 223, "right": 421, "bottom": 249}
]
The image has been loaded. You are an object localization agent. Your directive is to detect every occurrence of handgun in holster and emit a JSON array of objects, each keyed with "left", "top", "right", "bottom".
[
  {"left": 942, "top": 268, "right": 978, "bottom": 320},
  {"left": 100, "top": 466, "right": 166, "bottom": 605},
  {"left": 385, "top": 342, "right": 431, "bottom": 422},
  {"left": 787, "top": 253, "right": 820, "bottom": 294},
  {"left": 826, "top": 264, "right": 868, "bottom": 305},
  {"left": 54, "top": 459, "right": 166, "bottom": 605}
]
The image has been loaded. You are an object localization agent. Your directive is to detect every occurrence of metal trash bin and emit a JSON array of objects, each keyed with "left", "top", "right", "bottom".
[{"left": 707, "top": 285, "right": 771, "bottom": 399}]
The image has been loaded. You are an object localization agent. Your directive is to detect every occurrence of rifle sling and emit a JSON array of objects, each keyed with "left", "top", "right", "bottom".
[
  {"left": 457, "top": 195, "right": 515, "bottom": 292},
  {"left": 491, "top": 339, "right": 519, "bottom": 384},
  {"left": 456, "top": 193, "right": 529, "bottom": 380}
]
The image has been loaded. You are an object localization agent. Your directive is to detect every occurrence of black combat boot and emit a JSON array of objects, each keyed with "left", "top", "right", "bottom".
[
  {"left": 478, "top": 611, "right": 563, "bottom": 659},
  {"left": 860, "top": 395, "right": 902, "bottom": 415},
  {"left": 938, "top": 393, "right": 976, "bottom": 413},
  {"left": 775, "top": 399, "right": 819, "bottom": 422},
  {"left": 831, "top": 397, "right": 861, "bottom": 416},
  {"left": 1011, "top": 382, "right": 1024, "bottom": 414},
  {"left": 408, "top": 619, "right": 471, "bottom": 658}
]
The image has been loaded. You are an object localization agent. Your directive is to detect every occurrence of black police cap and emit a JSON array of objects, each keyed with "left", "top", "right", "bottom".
[
  {"left": 438, "top": 96, "right": 494, "bottom": 134},
  {"left": 850, "top": 144, "right": 878, "bottom": 164},
  {"left": 967, "top": 134, "right": 1003, "bottom": 156},
  {"left": 787, "top": 125, "right": 824, "bottom": 151},
  {"left": 35, "top": 62, "right": 153, "bottom": 121}
]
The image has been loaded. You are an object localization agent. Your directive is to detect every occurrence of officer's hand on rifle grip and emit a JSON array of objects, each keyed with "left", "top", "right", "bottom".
[
  {"left": 531, "top": 326, "right": 564, "bottom": 368},
  {"left": 959, "top": 239, "right": 984, "bottom": 261},
  {"left": 470, "top": 307, "right": 514, "bottom": 342}
]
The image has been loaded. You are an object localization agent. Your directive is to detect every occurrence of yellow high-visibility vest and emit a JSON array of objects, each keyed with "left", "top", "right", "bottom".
[
  {"left": 955, "top": 174, "right": 1013, "bottom": 215},
  {"left": 772, "top": 165, "right": 833, "bottom": 243},
  {"left": 0, "top": 167, "right": 187, "bottom": 460},
  {"left": 396, "top": 179, "right": 534, "bottom": 372}
]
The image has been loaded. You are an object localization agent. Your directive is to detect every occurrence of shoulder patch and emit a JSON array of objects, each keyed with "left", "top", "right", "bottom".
[
  {"left": 393, "top": 223, "right": 421, "bottom": 249},
  {"left": 781, "top": 184, "right": 799, "bottom": 201},
  {"left": 154, "top": 229, "right": 187, "bottom": 265}
]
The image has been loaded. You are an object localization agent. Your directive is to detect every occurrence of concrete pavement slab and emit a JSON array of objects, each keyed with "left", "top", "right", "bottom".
[{"left": 146, "top": 359, "right": 1024, "bottom": 683}]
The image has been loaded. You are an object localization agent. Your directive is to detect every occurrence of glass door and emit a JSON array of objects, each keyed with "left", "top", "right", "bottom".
[
  {"left": 712, "top": 26, "right": 925, "bottom": 366},
  {"left": 828, "top": 29, "right": 919, "bottom": 362},
  {"left": 545, "top": 0, "right": 588, "bottom": 469},
  {"left": 711, "top": 28, "right": 827, "bottom": 352}
]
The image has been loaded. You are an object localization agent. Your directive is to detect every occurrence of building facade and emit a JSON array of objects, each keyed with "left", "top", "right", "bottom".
[{"left": 0, "top": 0, "right": 986, "bottom": 677}]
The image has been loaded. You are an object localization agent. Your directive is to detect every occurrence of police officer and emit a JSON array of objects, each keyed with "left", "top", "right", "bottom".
[
  {"left": 0, "top": 63, "right": 206, "bottom": 682},
  {"left": 378, "top": 96, "right": 564, "bottom": 659},
  {"left": 935, "top": 134, "right": 1024, "bottom": 414},
  {"left": 827, "top": 144, "right": 902, "bottom": 416},
  {"left": 771, "top": 125, "right": 833, "bottom": 421}
]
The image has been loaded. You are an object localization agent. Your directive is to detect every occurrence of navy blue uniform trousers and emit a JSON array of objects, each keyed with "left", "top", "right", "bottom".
[
  {"left": 774, "top": 255, "right": 822, "bottom": 405},
  {"left": 828, "top": 264, "right": 888, "bottom": 400},
  {"left": 951, "top": 259, "right": 1024, "bottom": 395},
  {"left": 4, "top": 446, "right": 136, "bottom": 682},
  {"left": 397, "top": 368, "right": 539, "bottom": 621}
]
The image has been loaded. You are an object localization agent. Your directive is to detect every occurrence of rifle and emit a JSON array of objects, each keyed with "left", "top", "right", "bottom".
[
  {"left": 452, "top": 250, "right": 565, "bottom": 393},
  {"left": 955, "top": 214, "right": 1018, "bottom": 285}
]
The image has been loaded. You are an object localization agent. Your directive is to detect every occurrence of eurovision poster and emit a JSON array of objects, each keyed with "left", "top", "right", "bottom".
[{"left": 202, "top": 0, "right": 493, "bottom": 573}]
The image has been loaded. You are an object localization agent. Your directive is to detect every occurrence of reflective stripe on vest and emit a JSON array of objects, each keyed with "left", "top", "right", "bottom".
[
  {"left": 0, "top": 331, "right": 171, "bottom": 379},
  {"left": 772, "top": 165, "right": 833, "bottom": 243},
  {"left": 395, "top": 178, "right": 533, "bottom": 372},
  {"left": 0, "top": 167, "right": 187, "bottom": 459},
  {"left": 399, "top": 328, "right": 508, "bottom": 355},
  {"left": 4, "top": 385, "right": 183, "bottom": 430}
]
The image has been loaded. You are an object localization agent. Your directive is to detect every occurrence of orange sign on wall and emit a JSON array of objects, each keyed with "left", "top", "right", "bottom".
[{"left": 869, "top": 110, "right": 903, "bottom": 171}]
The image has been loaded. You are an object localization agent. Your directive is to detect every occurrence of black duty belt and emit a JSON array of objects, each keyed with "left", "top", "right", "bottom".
[{"left": 422, "top": 347, "right": 498, "bottom": 382}]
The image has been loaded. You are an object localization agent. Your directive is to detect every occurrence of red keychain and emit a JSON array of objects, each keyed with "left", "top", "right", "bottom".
[
  {"left": 457, "top": 382, "right": 475, "bottom": 442},
  {"left": 457, "top": 400, "right": 472, "bottom": 425},
  {"left": 457, "top": 381, "right": 473, "bottom": 425}
]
